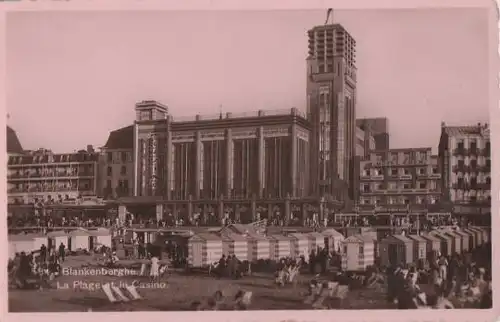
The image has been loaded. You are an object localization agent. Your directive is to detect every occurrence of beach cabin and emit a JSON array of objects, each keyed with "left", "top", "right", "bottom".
[
  {"left": 47, "top": 230, "right": 69, "bottom": 250},
  {"left": 68, "top": 228, "right": 90, "bottom": 251},
  {"left": 220, "top": 233, "right": 248, "bottom": 261},
  {"left": 420, "top": 233, "right": 441, "bottom": 258},
  {"left": 268, "top": 234, "right": 293, "bottom": 261},
  {"left": 89, "top": 228, "right": 113, "bottom": 249},
  {"left": 379, "top": 234, "right": 414, "bottom": 267},
  {"left": 474, "top": 227, "right": 489, "bottom": 244},
  {"left": 307, "top": 232, "right": 326, "bottom": 251},
  {"left": 289, "top": 233, "right": 310, "bottom": 259},
  {"left": 467, "top": 227, "right": 483, "bottom": 246},
  {"left": 341, "top": 234, "right": 375, "bottom": 272},
  {"left": 462, "top": 228, "right": 477, "bottom": 250},
  {"left": 453, "top": 230, "right": 470, "bottom": 253},
  {"left": 407, "top": 234, "right": 427, "bottom": 263},
  {"left": 429, "top": 231, "right": 453, "bottom": 257},
  {"left": 188, "top": 233, "right": 223, "bottom": 268},
  {"left": 245, "top": 232, "right": 271, "bottom": 262},
  {"left": 8, "top": 234, "right": 40, "bottom": 258},
  {"left": 441, "top": 230, "right": 462, "bottom": 255},
  {"left": 321, "top": 228, "right": 344, "bottom": 253}
]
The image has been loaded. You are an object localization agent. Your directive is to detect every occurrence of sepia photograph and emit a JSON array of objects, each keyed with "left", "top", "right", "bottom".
[{"left": 3, "top": 5, "right": 494, "bottom": 313}]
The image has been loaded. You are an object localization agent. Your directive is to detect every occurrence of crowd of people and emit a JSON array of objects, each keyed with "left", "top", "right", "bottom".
[{"left": 386, "top": 241, "right": 492, "bottom": 309}]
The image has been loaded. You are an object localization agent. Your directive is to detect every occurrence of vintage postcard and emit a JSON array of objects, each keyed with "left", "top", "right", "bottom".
[{"left": 1, "top": 0, "right": 498, "bottom": 321}]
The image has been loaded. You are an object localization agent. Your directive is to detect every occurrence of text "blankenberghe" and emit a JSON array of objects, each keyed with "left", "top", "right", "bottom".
[{"left": 62, "top": 267, "right": 139, "bottom": 277}]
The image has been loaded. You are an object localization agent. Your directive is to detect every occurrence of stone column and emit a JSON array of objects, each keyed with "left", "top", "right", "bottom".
[
  {"left": 156, "top": 203, "right": 163, "bottom": 222},
  {"left": 234, "top": 204, "right": 241, "bottom": 223},
  {"left": 267, "top": 203, "right": 273, "bottom": 221},
  {"left": 172, "top": 203, "right": 178, "bottom": 223},
  {"left": 257, "top": 126, "right": 265, "bottom": 199},
  {"left": 194, "top": 131, "right": 201, "bottom": 199},
  {"left": 302, "top": 203, "right": 308, "bottom": 225},
  {"left": 291, "top": 124, "right": 298, "bottom": 198},
  {"left": 165, "top": 116, "right": 173, "bottom": 200},
  {"left": 251, "top": 195, "right": 257, "bottom": 222},
  {"left": 218, "top": 195, "right": 224, "bottom": 223},
  {"left": 225, "top": 129, "right": 233, "bottom": 198},
  {"left": 285, "top": 194, "right": 291, "bottom": 226},
  {"left": 188, "top": 194, "right": 193, "bottom": 222},
  {"left": 118, "top": 205, "right": 127, "bottom": 224},
  {"left": 319, "top": 198, "right": 325, "bottom": 223}
]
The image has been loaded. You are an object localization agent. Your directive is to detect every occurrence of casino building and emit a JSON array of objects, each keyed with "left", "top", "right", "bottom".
[{"left": 106, "top": 22, "right": 360, "bottom": 225}]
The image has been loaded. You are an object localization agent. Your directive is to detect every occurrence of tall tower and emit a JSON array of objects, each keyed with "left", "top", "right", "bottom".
[{"left": 307, "top": 22, "right": 357, "bottom": 202}]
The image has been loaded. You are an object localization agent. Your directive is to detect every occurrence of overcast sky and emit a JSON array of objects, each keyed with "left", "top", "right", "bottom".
[{"left": 6, "top": 8, "right": 489, "bottom": 153}]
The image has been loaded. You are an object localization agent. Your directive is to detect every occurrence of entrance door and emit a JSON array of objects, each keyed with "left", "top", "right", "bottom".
[
  {"left": 68, "top": 237, "right": 72, "bottom": 252},
  {"left": 388, "top": 244, "right": 398, "bottom": 266}
]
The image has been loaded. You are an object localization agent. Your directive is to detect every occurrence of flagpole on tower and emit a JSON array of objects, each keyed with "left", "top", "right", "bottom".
[{"left": 325, "top": 8, "right": 333, "bottom": 25}]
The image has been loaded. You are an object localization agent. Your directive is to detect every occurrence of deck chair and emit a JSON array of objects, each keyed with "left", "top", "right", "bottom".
[
  {"left": 124, "top": 284, "right": 143, "bottom": 300},
  {"left": 102, "top": 283, "right": 120, "bottom": 303},
  {"left": 111, "top": 284, "right": 131, "bottom": 302}
]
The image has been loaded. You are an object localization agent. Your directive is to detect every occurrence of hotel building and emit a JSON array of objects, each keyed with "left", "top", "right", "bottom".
[
  {"left": 438, "top": 122, "right": 491, "bottom": 216},
  {"left": 7, "top": 147, "right": 99, "bottom": 205},
  {"left": 358, "top": 147, "right": 442, "bottom": 212},
  {"left": 97, "top": 125, "right": 135, "bottom": 199}
]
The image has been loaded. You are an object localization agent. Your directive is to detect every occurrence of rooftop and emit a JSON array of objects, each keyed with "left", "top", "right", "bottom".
[
  {"left": 7, "top": 126, "right": 24, "bottom": 154},
  {"left": 441, "top": 122, "right": 489, "bottom": 137}
]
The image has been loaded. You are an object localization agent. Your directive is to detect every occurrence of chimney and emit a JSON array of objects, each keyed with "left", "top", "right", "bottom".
[{"left": 87, "top": 145, "right": 95, "bottom": 153}]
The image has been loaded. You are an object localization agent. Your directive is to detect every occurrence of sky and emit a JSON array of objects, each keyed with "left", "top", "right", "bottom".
[{"left": 6, "top": 8, "right": 490, "bottom": 153}]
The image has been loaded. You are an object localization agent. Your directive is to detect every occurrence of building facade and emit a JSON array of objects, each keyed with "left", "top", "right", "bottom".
[
  {"left": 98, "top": 125, "right": 135, "bottom": 199},
  {"left": 358, "top": 147, "right": 442, "bottom": 212},
  {"left": 352, "top": 126, "right": 375, "bottom": 205},
  {"left": 132, "top": 101, "right": 311, "bottom": 201},
  {"left": 438, "top": 122, "right": 491, "bottom": 215},
  {"left": 306, "top": 24, "right": 357, "bottom": 200},
  {"left": 356, "top": 117, "right": 390, "bottom": 150},
  {"left": 7, "top": 147, "right": 99, "bottom": 204}
]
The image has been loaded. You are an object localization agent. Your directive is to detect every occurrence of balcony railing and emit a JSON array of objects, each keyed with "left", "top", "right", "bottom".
[
  {"left": 399, "top": 174, "right": 412, "bottom": 180},
  {"left": 453, "top": 148, "right": 466, "bottom": 156},
  {"left": 468, "top": 147, "right": 479, "bottom": 156},
  {"left": 8, "top": 186, "right": 91, "bottom": 193},
  {"left": 7, "top": 171, "right": 95, "bottom": 179}
]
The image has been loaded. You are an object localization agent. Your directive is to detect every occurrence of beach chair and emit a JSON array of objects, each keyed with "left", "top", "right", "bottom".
[
  {"left": 124, "top": 284, "right": 143, "bottom": 300},
  {"left": 102, "top": 283, "right": 120, "bottom": 303},
  {"left": 110, "top": 284, "right": 131, "bottom": 302}
]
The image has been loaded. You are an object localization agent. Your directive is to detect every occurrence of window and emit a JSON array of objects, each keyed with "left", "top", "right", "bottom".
[
  {"left": 432, "top": 167, "right": 438, "bottom": 174},
  {"left": 121, "top": 152, "right": 128, "bottom": 163},
  {"left": 107, "top": 152, "right": 113, "bottom": 162},
  {"left": 403, "top": 183, "right": 411, "bottom": 189},
  {"left": 470, "top": 177, "right": 477, "bottom": 188},
  {"left": 363, "top": 184, "right": 370, "bottom": 193},
  {"left": 419, "top": 248, "right": 425, "bottom": 259},
  {"left": 470, "top": 139, "right": 477, "bottom": 151},
  {"left": 377, "top": 184, "right": 384, "bottom": 191},
  {"left": 107, "top": 166, "right": 112, "bottom": 176},
  {"left": 485, "top": 141, "right": 491, "bottom": 152},
  {"left": 363, "top": 170, "right": 370, "bottom": 176},
  {"left": 486, "top": 177, "right": 491, "bottom": 184},
  {"left": 120, "top": 166, "right": 127, "bottom": 175},
  {"left": 418, "top": 168, "right": 426, "bottom": 175},
  {"left": 403, "top": 199, "right": 410, "bottom": 205},
  {"left": 391, "top": 168, "right": 397, "bottom": 176},
  {"left": 457, "top": 177, "right": 464, "bottom": 188},
  {"left": 404, "top": 168, "right": 410, "bottom": 175},
  {"left": 457, "top": 140, "right": 464, "bottom": 150},
  {"left": 419, "top": 182, "right": 427, "bottom": 189},
  {"left": 470, "top": 159, "right": 477, "bottom": 169},
  {"left": 486, "top": 159, "right": 491, "bottom": 168},
  {"left": 470, "top": 196, "right": 477, "bottom": 202},
  {"left": 343, "top": 246, "right": 348, "bottom": 254},
  {"left": 458, "top": 160, "right": 464, "bottom": 168},
  {"left": 359, "top": 245, "right": 364, "bottom": 255}
]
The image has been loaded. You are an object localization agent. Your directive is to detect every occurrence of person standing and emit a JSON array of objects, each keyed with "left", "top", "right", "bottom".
[
  {"left": 150, "top": 256, "right": 159, "bottom": 282},
  {"left": 58, "top": 242, "right": 66, "bottom": 262}
]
